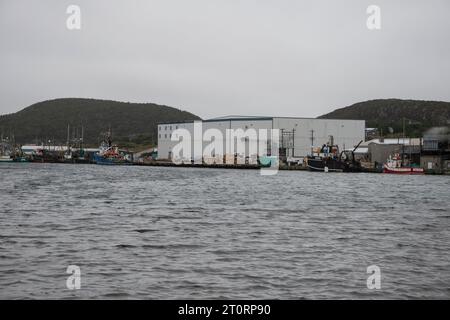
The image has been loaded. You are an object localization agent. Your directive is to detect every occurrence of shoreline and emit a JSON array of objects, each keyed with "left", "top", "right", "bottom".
[{"left": 3, "top": 160, "right": 449, "bottom": 174}]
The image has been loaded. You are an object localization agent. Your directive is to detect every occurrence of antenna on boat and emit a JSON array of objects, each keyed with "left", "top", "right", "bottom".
[{"left": 402, "top": 117, "right": 406, "bottom": 166}]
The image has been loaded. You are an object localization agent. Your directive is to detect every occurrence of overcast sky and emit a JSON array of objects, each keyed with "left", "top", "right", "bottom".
[{"left": 1, "top": 0, "right": 449, "bottom": 119}]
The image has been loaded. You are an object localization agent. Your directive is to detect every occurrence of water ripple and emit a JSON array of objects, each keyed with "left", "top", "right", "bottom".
[{"left": 0, "top": 163, "right": 449, "bottom": 299}]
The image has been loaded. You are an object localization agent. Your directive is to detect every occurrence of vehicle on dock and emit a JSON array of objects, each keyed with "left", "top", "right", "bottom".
[
  {"left": 383, "top": 153, "right": 424, "bottom": 174},
  {"left": 306, "top": 139, "right": 363, "bottom": 172}
]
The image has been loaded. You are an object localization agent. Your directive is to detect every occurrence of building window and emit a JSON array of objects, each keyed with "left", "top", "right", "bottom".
[
  {"left": 165, "top": 126, "right": 167, "bottom": 130},
  {"left": 159, "top": 126, "right": 161, "bottom": 131},
  {"left": 159, "top": 134, "right": 161, "bottom": 138},
  {"left": 169, "top": 134, "right": 172, "bottom": 139},
  {"left": 165, "top": 134, "right": 167, "bottom": 138},
  {"left": 176, "top": 125, "right": 178, "bottom": 129},
  {"left": 170, "top": 126, "right": 172, "bottom": 130}
]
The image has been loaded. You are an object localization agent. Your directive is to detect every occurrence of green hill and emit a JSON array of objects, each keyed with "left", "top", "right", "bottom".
[
  {"left": 0, "top": 98, "right": 201, "bottom": 149},
  {"left": 319, "top": 99, "right": 450, "bottom": 137}
]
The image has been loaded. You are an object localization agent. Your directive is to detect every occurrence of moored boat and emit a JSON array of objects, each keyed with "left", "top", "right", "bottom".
[
  {"left": 0, "top": 155, "right": 14, "bottom": 163},
  {"left": 306, "top": 139, "right": 363, "bottom": 172},
  {"left": 94, "top": 151, "right": 132, "bottom": 165},
  {"left": 383, "top": 154, "right": 424, "bottom": 174},
  {"left": 94, "top": 131, "right": 132, "bottom": 165},
  {"left": 0, "top": 137, "right": 15, "bottom": 163}
]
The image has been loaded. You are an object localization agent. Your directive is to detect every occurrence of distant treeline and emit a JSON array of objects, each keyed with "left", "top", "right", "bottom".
[
  {"left": 1, "top": 98, "right": 448, "bottom": 149},
  {"left": 319, "top": 99, "right": 450, "bottom": 137},
  {"left": 0, "top": 98, "right": 201, "bottom": 149}
]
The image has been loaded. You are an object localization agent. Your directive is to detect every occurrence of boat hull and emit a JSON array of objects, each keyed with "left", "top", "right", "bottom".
[
  {"left": 383, "top": 165, "right": 424, "bottom": 174},
  {"left": 307, "top": 157, "right": 361, "bottom": 172},
  {"left": 0, "top": 156, "right": 14, "bottom": 163},
  {"left": 94, "top": 154, "right": 132, "bottom": 165}
]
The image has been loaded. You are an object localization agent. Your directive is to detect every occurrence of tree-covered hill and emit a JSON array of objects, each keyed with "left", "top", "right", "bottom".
[
  {"left": 319, "top": 99, "right": 450, "bottom": 137},
  {"left": 0, "top": 98, "right": 201, "bottom": 148}
]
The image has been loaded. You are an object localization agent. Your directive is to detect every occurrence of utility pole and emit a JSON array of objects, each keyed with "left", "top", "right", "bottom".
[{"left": 292, "top": 128, "right": 295, "bottom": 157}]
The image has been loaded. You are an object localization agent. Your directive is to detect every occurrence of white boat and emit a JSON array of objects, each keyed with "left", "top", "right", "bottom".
[
  {"left": 383, "top": 154, "right": 424, "bottom": 174},
  {"left": 1, "top": 138, "right": 14, "bottom": 162},
  {"left": 0, "top": 155, "right": 13, "bottom": 163}
]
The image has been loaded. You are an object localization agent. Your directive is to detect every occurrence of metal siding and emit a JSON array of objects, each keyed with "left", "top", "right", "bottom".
[{"left": 157, "top": 118, "right": 365, "bottom": 159}]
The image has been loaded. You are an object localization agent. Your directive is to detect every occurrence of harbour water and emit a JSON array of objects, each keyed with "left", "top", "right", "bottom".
[{"left": 0, "top": 163, "right": 449, "bottom": 299}]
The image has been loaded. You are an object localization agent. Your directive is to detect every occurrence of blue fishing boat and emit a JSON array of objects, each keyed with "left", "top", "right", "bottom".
[{"left": 94, "top": 131, "right": 132, "bottom": 165}]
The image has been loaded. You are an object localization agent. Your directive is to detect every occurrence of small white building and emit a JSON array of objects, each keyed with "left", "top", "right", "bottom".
[
  {"left": 356, "top": 138, "right": 423, "bottom": 165},
  {"left": 157, "top": 116, "right": 365, "bottom": 161}
]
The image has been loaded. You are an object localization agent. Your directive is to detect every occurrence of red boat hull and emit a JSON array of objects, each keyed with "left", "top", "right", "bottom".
[{"left": 383, "top": 165, "right": 424, "bottom": 174}]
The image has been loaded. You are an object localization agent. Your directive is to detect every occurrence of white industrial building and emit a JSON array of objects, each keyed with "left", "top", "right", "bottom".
[{"left": 157, "top": 116, "right": 365, "bottom": 161}]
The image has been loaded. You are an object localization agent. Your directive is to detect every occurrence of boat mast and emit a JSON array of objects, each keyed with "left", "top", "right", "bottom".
[
  {"left": 66, "top": 124, "right": 70, "bottom": 146},
  {"left": 402, "top": 117, "right": 406, "bottom": 166},
  {"left": 81, "top": 125, "right": 84, "bottom": 150}
]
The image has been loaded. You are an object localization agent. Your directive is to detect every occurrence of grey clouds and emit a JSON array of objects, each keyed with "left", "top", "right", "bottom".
[{"left": 0, "top": 0, "right": 449, "bottom": 118}]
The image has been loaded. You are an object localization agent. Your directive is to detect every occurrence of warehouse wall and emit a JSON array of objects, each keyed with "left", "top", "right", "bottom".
[
  {"left": 157, "top": 118, "right": 365, "bottom": 160},
  {"left": 273, "top": 118, "right": 365, "bottom": 157}
]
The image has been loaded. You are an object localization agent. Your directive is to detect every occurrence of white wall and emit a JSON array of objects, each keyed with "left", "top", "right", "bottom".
[
  {"left": 157, "top": 122, "right": 195, "bottom": 160},
  {"left": 273, "top": 118, "right": 365, "bottom": 156},
  {"left": 157, "top": 118, "right": 365, "bottom": 160},
  {"left": 158, "top": 119, "right": 273, "bottom": 160}
]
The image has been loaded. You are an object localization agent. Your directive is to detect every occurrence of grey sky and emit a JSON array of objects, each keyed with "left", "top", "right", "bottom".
[{"left": 1, "top": 0, "right": 449, "bottom": 119}]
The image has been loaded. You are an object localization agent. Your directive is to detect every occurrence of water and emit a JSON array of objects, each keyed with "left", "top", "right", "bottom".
[{"left": 0, "top": 163, "right": 449, "bottom": 299}]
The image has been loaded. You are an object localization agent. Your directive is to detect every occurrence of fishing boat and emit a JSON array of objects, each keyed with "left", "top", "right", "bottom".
[
  {"left": 306, "top": 140, "right": 363, "bottom": 172},
  {"left": 13, "top": 156, "right": 28, "bottom": 162},
  {"left": 94, "top": 132, "right": 132, "bottom": 165},
  {"left": 63, "top": 124, "right": 91, "bottom": 163},
  {"left": 383, "top": 153, "right": 424, "bottom": 174},
  {"left": 12, "top": 144, "right": 29, "bottom": 162},
  {"left": 0, "top": 155, "right": 14, "bottom": 163},
  {"left": 0, "top": 137, "right": 14, "bottom": 163}
]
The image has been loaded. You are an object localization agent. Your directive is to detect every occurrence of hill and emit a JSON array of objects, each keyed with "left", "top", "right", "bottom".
[
  {"left": 0, "top": 98, "right": 201, "bottom": 149},
  {"left": 319, "top": 99, "right": 450, "bottom": 137}
]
